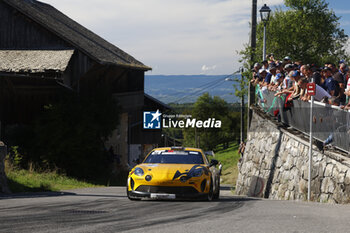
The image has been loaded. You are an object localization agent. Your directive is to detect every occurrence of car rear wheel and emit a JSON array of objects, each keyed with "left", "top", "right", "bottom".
[
  {"left": 207, "top": 179, "right": 214, "bottom": 201},
  {"left": 213, "top": 179, "right": 220, "bottom": 200}
]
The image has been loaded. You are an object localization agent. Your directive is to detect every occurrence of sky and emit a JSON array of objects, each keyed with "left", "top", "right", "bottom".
[{"left": 42, "top": 0, "right": 350, "bottom": 75}]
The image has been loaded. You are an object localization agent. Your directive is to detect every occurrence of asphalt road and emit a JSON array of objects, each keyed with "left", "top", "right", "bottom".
[{"left": 1, "top": 186, "right": 350, "bottom": 233}]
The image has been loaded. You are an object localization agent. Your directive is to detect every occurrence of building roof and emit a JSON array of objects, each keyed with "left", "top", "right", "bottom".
[
  {"left": 2, "top": 0, "right": 151, "bottom": 71},
  {"left": 144, "top": 93, "right": 172, "bottom": 110},
  {"left": 0, "top": 50, "right": 74, "bottom": 73}
]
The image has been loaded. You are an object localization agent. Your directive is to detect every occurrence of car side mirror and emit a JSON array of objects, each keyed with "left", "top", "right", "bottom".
[
  {"left": 205, "top": 151, "right": 215, "bottom": 157},
  {"left": 210, "top": 159, "right": 219, "bottom": 167}
]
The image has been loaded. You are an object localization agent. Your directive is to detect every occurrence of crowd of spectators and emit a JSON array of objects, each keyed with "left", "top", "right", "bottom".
[{"left": 251, "top": 53, "right": 350, "bottom": 110}]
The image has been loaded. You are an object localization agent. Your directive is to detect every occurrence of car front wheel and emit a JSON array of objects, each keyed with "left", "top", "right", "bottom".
[{"left": 126, "top": 183, "right": 141, "bottom": 201}]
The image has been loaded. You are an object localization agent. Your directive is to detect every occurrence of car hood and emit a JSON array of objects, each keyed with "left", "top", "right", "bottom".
[
  {"left": 138, "top": 163, "right": 205, "bottom": 174},
  {"left": 136, "top": 163, "right": 209, "bottom": 181}
]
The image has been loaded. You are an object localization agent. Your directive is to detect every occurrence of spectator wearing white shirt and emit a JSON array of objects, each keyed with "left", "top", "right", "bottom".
[
  {"left": 269, "top": 63, "right": 278, "bottom": 85},
  {"left": 314, "top": 84, "right": 332, "bottom": 102},
  {"left": 299, "top": 77, "right": 331, "bottom": 102}
]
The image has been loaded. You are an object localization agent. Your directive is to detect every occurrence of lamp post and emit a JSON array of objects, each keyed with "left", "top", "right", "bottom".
[
  {"left": 259, "top": 4, "right": 271, "bottom": 61},
  {"left": 251, "top": 0, "right": 257, "bottom": 62}
]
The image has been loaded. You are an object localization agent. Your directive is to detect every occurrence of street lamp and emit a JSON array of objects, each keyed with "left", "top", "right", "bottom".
[{"left": 259, "top": 4, "right": 271, "bottom": 61}]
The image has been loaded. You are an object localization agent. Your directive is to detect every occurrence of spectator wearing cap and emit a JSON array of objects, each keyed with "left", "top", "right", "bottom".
[
  {"left": 254, "top": 68, "right": 269, "bottom": 86},
  {"left": 339, "top": 63, "right": 348, "bottom": 75},
  {"left": 335, "top": 63, "right": 348, "bottom": 85},
  {"left": 293, "top": 63, "right": 299, "bottom": 70},
  {"left": 283, "top": 56, "right": 292, "bottom": 64},
  {"left": 282, "top": 64, "right": 293, "bottom": 89},
  {"left": 288, "top": 70, "right": 303, "bottom": 101},
  {"left": 284, "top": 63, "right": 294, "bottom": 72},
  {"left": 253, "top": 62, "right": 261, "bottom": 71},
  {"left": 267, "top": 53, "right": 275, "bottom": 64},
  {"left": 269, "top": 72, "right": 282, "bottom": 91},
  {"left": 301, "top": 64, "right": 323, "bottom": 87},
  {"left": 328, "top": 63, "right": 338, "bottom": 74},
  {"left": 322, "top": 66, "right": 340, "bottom": 97},
  {"left": 261, "top": 60, "right": 269, "bottom": 70},
  {"left": 252, "top": 62, "right": 261, "bottom": 80},
  {"left": 273, "top": 73, "right": 284, "bottom": 91},
  {"left": 251, "top": 64, "right": 263, "bottom": 85},
  {"left": 275, "top": 70, "right": 301, "bottom": 98},
  {"left": 276, "top": 61, "right": 284, "bottom": 74},
  {"left": 320, "top": 67, "right": 327, "bottom": 87}
]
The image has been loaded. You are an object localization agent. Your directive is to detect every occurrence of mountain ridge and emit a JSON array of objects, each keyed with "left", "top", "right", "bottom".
[{"left": 145, "top": 74, "right": 240, "bottom": 104}]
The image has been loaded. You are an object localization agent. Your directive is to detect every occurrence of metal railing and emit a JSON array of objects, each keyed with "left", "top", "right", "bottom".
[{"left": 254, "top": 85, "right": 350, "bottom": 153}]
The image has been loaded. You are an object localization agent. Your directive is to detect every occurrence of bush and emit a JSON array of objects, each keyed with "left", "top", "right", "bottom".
[{"left": 182, "top": 93, "right": 239, "bottom": 151}]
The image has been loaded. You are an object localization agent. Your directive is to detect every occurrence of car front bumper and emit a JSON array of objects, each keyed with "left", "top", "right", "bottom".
[{"left": 129, "top": 190, "right": 208, "bottom": 199}]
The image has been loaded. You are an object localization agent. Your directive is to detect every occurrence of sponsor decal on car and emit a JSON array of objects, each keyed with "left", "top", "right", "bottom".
[{"left": 172, "top": 165, "right": 209, "bottom": 180}]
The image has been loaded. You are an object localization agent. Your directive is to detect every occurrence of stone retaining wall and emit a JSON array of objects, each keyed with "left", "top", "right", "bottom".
[{"left": 236, "top": 109, "right": 350, "bottom": 203}]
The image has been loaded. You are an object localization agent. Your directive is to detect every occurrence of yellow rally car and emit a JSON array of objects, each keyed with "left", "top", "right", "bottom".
[{"left": 127, "top": 147, "right": 220, "bottom": 200}]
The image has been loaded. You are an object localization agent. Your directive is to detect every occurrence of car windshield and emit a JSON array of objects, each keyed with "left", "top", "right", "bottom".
[{"left": 143, "top": 150, "right": 204, "bottom": 164}]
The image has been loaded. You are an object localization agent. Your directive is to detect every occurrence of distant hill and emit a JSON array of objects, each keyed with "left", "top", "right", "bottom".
[{"left": 145, "top": 75, "right": 240, "bottom": 104}]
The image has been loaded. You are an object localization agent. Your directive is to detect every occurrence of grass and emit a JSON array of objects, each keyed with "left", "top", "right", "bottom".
[
  {"left": 6, "top": 170, "right": 102, "bottom": 192},
  {"left": 5, "top": 161, "right": 102, "bottom": 193},
  {"left": 212, "top": 143, "right": 240, "bottom": 186},
  {"left": 3, "top": 144, "right": 240, "bottom": 193}
]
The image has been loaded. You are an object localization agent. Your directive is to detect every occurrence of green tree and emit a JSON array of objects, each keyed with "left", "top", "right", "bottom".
[
  {"left": 183, "top": 93, "right": 238, "bottom": 151},
  {"left": 243, "top": 0, "right": 349, "bottom": 66}
]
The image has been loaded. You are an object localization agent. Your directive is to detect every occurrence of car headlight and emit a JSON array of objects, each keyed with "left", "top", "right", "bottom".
[
  {"left": 134, "top": 167, "right": 144, "bottom": 176},
  {"left": 191, "top": 169, "right": 203, "bottom": 177}
]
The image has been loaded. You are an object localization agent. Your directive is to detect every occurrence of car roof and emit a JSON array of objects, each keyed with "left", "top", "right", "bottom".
[
  {"left": 145, "top": 147, "right": 209, "bottom": 165},
  {"left": 152, "top": 147, "right": 203, "bottom": 153}
]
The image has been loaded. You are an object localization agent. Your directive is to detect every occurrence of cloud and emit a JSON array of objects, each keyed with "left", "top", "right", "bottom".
[
  {"left": 334, "top": 10, "right": 350, "bottom": 15},
  {"left": 341, "top": 20, "right": 350, "bottom": 26},
  {"left": 42, "top": 0, "right": 284, "bottom": 74},
  {"left": 202, "top": 65, "right": 217, "bottom": 72}
]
